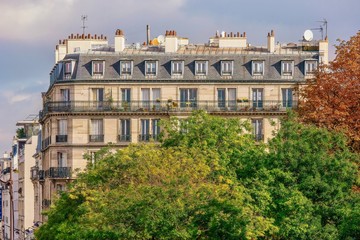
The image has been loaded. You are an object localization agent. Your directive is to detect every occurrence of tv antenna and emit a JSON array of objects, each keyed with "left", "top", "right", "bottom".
[
  {"left": 311, "top": 25, "right": 323, "bottom": 40},
  {"left": 81, "top": 15, "right": 88, "bottom": 34},
  {"left": 317, "top": 18, "right": 328, "bottom": 39}
]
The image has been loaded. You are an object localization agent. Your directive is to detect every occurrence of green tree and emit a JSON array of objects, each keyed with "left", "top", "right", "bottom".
[{"left": 36, "top": 111, "right": 359, "bottom": 240}]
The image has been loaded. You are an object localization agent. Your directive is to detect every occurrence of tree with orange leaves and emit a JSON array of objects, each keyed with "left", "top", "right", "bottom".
[{"left": 299, "top": 31, "right": 360, "bottom": 151}]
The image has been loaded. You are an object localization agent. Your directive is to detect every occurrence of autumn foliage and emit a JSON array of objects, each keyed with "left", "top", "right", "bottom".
[{"left": 299, "top": 31, "right": 360, "bottom": 150}]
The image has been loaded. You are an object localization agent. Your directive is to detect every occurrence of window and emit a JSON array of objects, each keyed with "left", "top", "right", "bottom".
[
  {"left": 195, "top": 61, "right": 208, "bottom": 75},
  {"left": 282, "top": 88, "right": 293, "bottom": 108},
  {"left": 145, "top": 61, "right": 157, "bottom": 76},
  {"left": 92, "top": 61, "right": 104, "bottom": 77},
  {"left": 57, "top": 152, "right": 67, "bottom": 167},
  {"left": 121, "top": 88, "right": 131, "bottom": 102},
  {"left": 92, "top": 88, "right": 104, "bottom": 109},
  {"left": 252, "top": 119, "right": 263, "bottom": 141},
  {"left": 221, "top": 61, "right": 233, "bottom": 76},
  {"left": 90, "top": 119, "right": 104, "bottom": 142},
  {"left": 56, "top": 184, "right": 65, "bottom": 193},
  {"left": 119, "top": 119, "right": 131, "bottom": 142},
  {"left": 252, "top": 88, "right": 263, "bottom": 108},
  {"left": 305, "top": 60, "right": 317, "bottom": 74},
  {"left": 63, "top": 61, "right": 73, "bottom": 79},
  {"left": 171, "top": 61, "right": 184, "bottom": 75},
  {"left": 140, "top": 119, "right": 150, "bottom": 141},
  {"left": 56, "top": 119, "right": 68, "bottom": 142},
  {"left": 217, "top": 88, "right": 236, "bottom": 108},
  {"left": 60, "top": 89, "right": 70, "bottom": 102},
  {"left": 252, "top": 61, "right": 264, "bottom": 75},
  {"left": 281, "top": 61, "right": 294, "bottom": 76},
  {"left": 152, "top": 119, "right": 161, "bottom": 141},
  {"left": 180, "top": 89, "right": 197, "bottom": 108},
  {"left": 120, "top": 61, "right": 132, "bottom": 75},
  {"left": 141, "top": 88, "right": 150, "bottom": 109}
]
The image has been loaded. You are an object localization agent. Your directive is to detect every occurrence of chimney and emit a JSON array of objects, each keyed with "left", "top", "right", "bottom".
[
  {"left": 165, "top": 29, "right": 179, "bottom": 53},
  {"left": 115, "top": 29, "right": 125, "bottom": 52},
  {"left": 146, "top": 25, "right": 150, "bottom": 45},
  {"left": 319, "top": 37, "right": 329, "bottom": 64},
  {"left": 267, "top": 29, "right": 275, "bottom": 53}
]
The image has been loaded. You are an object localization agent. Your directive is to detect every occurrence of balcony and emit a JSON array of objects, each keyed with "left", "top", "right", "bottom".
[
  {"left": 118, "top": 134, "right": 131, "bottom": 142},
  {"left": 39, "top": 100, "right": 298, "bottom": 118},
  {"left": 89, "top": 135, "right": 104, "bottom": 142},
  {"left": 56, "top": 135, "right": 68, "bottom": 143},
  {"left": 42, "top": 136, "right": 51, "bottom": 149},
  {"left": 254, "top": 134, "right": 264, "bottom": 142},
  {"left": 138, "top": 134, "right": 160, "bottom": 142},
  {"left": 46, "top": 167, "right": 71, "bottom": 179},
  {"left": 30, "top": 166, "right": 39, "bottom": 181},
  {"left": 39, "top": 170, "right": 45, "bottom": 181}
]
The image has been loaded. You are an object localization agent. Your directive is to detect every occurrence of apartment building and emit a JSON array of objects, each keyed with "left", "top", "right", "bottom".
[{"left": 33, "top": 27, "right": 328, "bottom": 219}]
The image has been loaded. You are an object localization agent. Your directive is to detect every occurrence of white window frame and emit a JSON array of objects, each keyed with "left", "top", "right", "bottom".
[
  {"left": 63, "top": 61, "right": 75, "bottom": 79},
  {"left": 171, "top": 60, "right": 184, "bottom": 75},
  {"left": 92, "top": 60, "right": 105, "bottom": 76},
  {"left": 145, "top": 60, "right": 157, "bottom": 76},
  {"left": 120, "top": 60, "right": 133, "bottom": 75},
  {"left": 281, "top": 61, "right": 294, "bottom": 76},
  {"left": 221, "top": 60, "right": 233, "bottom": 76},
  {"left": 195, "top": 61, "right": 208, "bottom": 75},
  {"left": 252, "top": 60, "right": 264, "bottom": 76},
  {"left": 305, "top": 60, "right": 317, "bottom": 75}
]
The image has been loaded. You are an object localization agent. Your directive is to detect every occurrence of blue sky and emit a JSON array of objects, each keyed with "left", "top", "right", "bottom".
[{"left": 0, "top": 0, "right": 359, "bottom": 152}]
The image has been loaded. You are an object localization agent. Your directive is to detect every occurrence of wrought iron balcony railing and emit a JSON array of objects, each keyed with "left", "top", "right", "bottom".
[
  {"left": 118, "top": 134, "right": 131, "bottom": 142},
  {"left": 42, "top": 136, "right": 51, "bottom": 149},
  {"left": 30, "top": 166, "right": 39, "bottom": 181},
  {"left": 39, "top": 170, "right": 45, "bottom": 181},
  {"left": 254, "top": 134, "right": 264, "bottom": 142},
  {"left": 39, "top": 100, "right": 297, "bottom": 118},
  {"left": 56, "top": 135, "right": 68, "bottom": 143},
  {"left": 138, "top": 134, "right": 160, "bottom": 142},
  {"left": 45, "top": 167, "right": 71, "bottom": 179},
  {"left": 89, "top": 134, "right": 104, "bottom": 142}
]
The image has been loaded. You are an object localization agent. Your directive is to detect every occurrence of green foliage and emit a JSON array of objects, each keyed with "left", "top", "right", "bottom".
[
  {"left": 16, "top": 128, "right": 26, "bottom": 139},
  {"left": 36, "top": 111, "right": 359, "bottom": 240}
]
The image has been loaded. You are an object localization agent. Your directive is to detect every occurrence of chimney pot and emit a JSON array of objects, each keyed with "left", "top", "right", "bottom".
[
  {"left": 243, "top": 32, "right": 246, "bottom": 37},
  {"left": 271, "top": 30, "right": 274, "bottom": 36}
]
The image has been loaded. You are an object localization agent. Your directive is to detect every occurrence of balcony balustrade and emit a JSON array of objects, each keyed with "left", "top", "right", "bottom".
[
  {"left": 56, "top": 135, "right": 68, "bottom": 143},
  {"left": 138, "top": 134, "right": 160, "bottom": 142},
  {"left": 89, "top": 135, "right": 104, "bottom": 142},
  {"left": 118, "top": 134, "right": 131, "bottom": 142},
  {"left": 45, "top": 167, "right": 71, "bottom": 179},
  {"left": 30, "top": 166, "right": 39, "bottom": 181},
  {"left": 39, "top": 100, "right": 297, "bottom": 118}
]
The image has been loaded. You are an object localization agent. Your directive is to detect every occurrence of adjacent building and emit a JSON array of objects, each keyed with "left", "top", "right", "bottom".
[{"left": 32, "top": 27, "right": 328, "bottom": 220}]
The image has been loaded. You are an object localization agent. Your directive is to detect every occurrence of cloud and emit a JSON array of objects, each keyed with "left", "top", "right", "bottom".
[
  {"left": 0, "top": 0, "right": 187, "bottom": 42},
  {"left": 2, "top": 91, "right": 34, "bottom": 104}
]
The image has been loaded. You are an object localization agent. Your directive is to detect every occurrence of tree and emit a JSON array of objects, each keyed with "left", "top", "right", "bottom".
[
  {"left": 36, "top": 111, "right": 359, "bottom": 240},
  {"left": 298, "top": 31, "right": 360, "bottom": 151}
]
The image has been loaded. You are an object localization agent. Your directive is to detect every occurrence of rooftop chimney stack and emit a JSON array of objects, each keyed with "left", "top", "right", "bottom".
[
  {"left": 165, "top": 29, "right": 179, "bottom": 53},
  {"left": 267, "top": 29, "right": 275, "bottom": 53},
  {"left": 115, "top": 29, "right": 125, "bottom": 52},
  {"left": 146, "top": 25, "right": 150, "bottom": 45}
]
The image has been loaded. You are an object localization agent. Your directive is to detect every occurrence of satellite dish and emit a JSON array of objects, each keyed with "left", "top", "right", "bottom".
[
  {"left": 157, "top": 35, "right": 165, "bottom": 44},
  {"left": 303, "top": 30, "right": 313, "bottom": 41}
]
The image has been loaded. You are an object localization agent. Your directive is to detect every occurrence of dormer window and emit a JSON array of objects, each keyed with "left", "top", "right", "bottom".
[
  {"left": 221, "top": 61, "right": 233, "bottom": 76},
  {"left": 281, "top": 60, "right": 294, "bottom": 76},
  {"left": 92, "top": 60, "right": 104, "bottom": 78},
  {"left": 171, "top": 60, "right": 184, "bottom": 76},
  {"left": 195, "top": 61, "right": 208, "bottom": 75},
  {"left": 305, "top": 60, "right": 317, "bottom": 75},
  {"left": 63, "top": 61, "right": 74, "bottom": 80},
  {"left": 252, "top": 60, "right": 264, "bottom": 76},
  {"left": 120, "top": 60, "right": 133, "bottom": 75},
  {"left": 145, "top": 61, "right": 157, "bottom": 76}
]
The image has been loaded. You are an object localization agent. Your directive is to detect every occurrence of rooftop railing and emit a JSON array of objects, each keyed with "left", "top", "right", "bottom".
[{"left": 40, "top": 100, "right": 297, "bottom": 118}]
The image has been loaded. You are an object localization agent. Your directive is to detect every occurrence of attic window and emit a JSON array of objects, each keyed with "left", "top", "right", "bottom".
[
  {"left": 92, "top": 60, "right": 104, "bottom": 78},
  {"left": 252, "top": 60, "right": 264, "bottom": 76},
  {"left": 281, "top": 60, "right": 294, "bottom": 76},
  {"left": 305, "top": 60, "right": 317, "bottom": 75},
  {"left": 195, "top": 61, "right": 208, "bottom": 75},
  {"left": 145, "top": 60, "right": 157, "bottom": 76},
  {"left": 221, "top": 60, "right": 233, "bottom": 76},
  {"left": 63, "top": 61, "right": 74, "bottom": 80},
  {"left": 120, "top": 60, "right": 133, "bottom": 75},
  {"left": 171, "top": 60, "right": 184, "bottom": 75}
]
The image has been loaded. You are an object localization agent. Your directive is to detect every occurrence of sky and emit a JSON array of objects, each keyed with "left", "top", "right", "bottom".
[{"left": 0, "top": 0, "right": 359, "bottom": 153}]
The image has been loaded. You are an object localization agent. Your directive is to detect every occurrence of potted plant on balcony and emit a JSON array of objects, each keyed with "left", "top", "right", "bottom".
[
  {"left": 156, "top": 98, "right": 161, "bottom": 103},
  {"left": 168, "top": 98, "right": 173, "bottom": 103}
]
